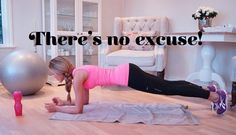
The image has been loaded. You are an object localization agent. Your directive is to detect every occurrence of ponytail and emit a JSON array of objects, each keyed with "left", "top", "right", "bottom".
[{"left": 64, "top": 72, "right": 73, "bottom": 103}]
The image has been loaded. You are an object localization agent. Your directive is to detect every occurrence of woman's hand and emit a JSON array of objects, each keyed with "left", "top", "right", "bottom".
[
  {"left": 52, "top": 97, "right": 64, "bottom": 106},
  {"left": 44, "top": 103, "right": 58, "bottom": 113}
]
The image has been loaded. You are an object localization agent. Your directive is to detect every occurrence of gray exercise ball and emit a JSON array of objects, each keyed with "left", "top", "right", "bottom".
[{"left": 0, "top": 50, "right": 48, "bottom": 95}]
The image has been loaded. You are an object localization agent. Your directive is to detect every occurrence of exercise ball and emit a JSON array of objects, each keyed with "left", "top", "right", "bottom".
[{"left": 0, "top": 50, "right": 48, "bottom": 95}]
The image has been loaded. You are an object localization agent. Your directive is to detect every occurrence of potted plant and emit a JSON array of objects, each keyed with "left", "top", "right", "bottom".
[{"left": 192, "top": 6, "right": 218, "bottom": 31}]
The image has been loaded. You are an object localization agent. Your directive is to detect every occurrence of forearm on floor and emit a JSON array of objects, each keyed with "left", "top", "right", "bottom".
[
  {"left": 64, "top": 100, "right": 89, "bottom": 105},
  {"left": 64, "top": 100, "right": 75, "bottom": 105},
  {"left": 56, "top": 105, "right": 82, "bottom": 114}
]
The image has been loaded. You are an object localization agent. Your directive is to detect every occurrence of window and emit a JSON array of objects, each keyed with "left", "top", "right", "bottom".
[{"left": 0, "top": 0, "right": 13, "bottom": 47}]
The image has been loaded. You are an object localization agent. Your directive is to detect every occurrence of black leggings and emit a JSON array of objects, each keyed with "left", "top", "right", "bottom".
[{"left": 127, "top": 63, "right": 210, "bottom": 99}]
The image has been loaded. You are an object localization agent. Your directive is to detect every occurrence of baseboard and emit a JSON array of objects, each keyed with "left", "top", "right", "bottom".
[
  {"left": 46, "top": 75, "right": 65, "bottom": 86},
  {"left": 1, "top": 77, "right": 65, "bottom": 87}
]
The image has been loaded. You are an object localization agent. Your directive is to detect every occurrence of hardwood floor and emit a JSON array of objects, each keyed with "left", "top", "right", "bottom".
[{"left": 0, "top": 85, "right": 236, "bottom": 135}]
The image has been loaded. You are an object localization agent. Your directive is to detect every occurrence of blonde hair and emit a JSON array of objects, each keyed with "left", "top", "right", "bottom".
[{"left": 49, "top": 56, "right": 74, "bottom": 103}]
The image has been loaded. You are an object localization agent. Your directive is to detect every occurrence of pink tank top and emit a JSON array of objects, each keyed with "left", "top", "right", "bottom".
[{"left": 72, "top": 64, "right": 129, "bottom": 89}]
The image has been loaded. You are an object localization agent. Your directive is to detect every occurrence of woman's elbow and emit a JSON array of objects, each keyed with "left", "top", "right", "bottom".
[
  {"left": 83, "top": 101, "right": 89, "bottom": 105},
  {"left": 71, "top": 106, "right": 83, "bottom": 114},
  {"left": 73, "top": 109, "right": 83, "bottom": 114}
]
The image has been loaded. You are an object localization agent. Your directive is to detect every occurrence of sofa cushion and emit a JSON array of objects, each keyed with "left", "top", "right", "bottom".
[
  {"left": 106, "top": 50, "right": 155, "bottom": 66},
  {"left": 122, "top": 31, "right": 157, "bottom": 51}
]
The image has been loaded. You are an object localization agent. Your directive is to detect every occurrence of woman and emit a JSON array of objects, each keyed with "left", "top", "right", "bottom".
[{"left": 45, "top": 56, "right": 227, "bottom": 115}]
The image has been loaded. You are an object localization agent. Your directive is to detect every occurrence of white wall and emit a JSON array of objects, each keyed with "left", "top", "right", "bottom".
[
  {"left": 13, "top": 0, "right": 42, "bottom": 51},
  {"left": 101, "top": 0, "right": 124, "bottom": 39},
  {"left": 0, "top": 0, "right": 42, "bottom": 60},
  {"left": 123, "top": 0, "right": 236, "bottom": 91}
]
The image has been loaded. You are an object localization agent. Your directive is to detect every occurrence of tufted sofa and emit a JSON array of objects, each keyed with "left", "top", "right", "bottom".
[{"left": 98, "top": 16, "right": 169, "bottom": 78}]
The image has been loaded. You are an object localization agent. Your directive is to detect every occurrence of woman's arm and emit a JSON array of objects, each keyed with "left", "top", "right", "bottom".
[
  {"left": 83, "top": 89, "right": 89, "bottom": 105},
  {"left": 52, "top": 92, "right": 89, "bottom": 106},
  {"left": 62, "top": 89, "right": 89, "bottom": 105},
  {"left": 45, "top": 71, "right": 88, "bottom": 114},
  {"left": 71, "top": 73, "right": 85, "bottom": 114}
]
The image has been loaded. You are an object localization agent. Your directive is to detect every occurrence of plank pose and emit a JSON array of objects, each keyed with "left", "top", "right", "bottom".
[{"left": 45, "top": 56, "right": 227, "bottom": 115}]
